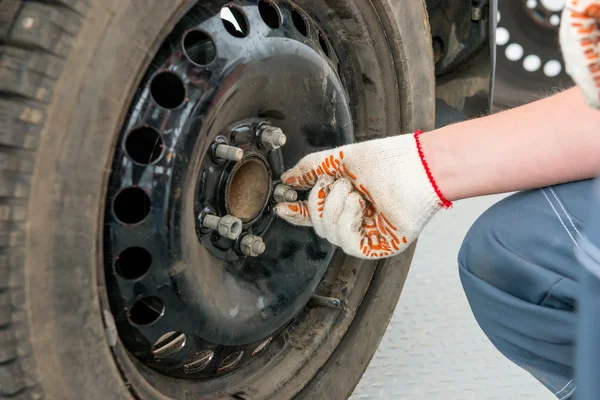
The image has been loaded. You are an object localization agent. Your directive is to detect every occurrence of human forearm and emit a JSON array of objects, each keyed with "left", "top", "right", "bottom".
[{"left": 421, "top": 87, "right": 600, "bottom": 201}]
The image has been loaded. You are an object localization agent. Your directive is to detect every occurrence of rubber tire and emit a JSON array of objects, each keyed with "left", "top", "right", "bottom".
[{"left": 0, "top": 1, "right": 434, "bottom": 399}]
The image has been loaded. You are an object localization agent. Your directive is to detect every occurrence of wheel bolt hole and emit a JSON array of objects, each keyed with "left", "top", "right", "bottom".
[
  {"left": 150, "top": 71, "right": 186, "bottom": 109},
  {"left": 115, "top": 247, "right": 152, "bottom": 280},
  {"left": 113, "top": 187, "right": 151, "bottom": 225},
  {"left": 183, "top": 30, "right": 216, "bottom": 65},
  {"left": 221, "top": 6, "right": 249, "bottom": 38},
  {"left": 318, "top": 31, "right": 329, "bottom": 57},
  {"left": 291, "top": 9, "right": 308, "bottom": 36},
  {"left": 128, "top": 296, "right": 165, "bottom": 326},
  {"left": 152, "top": 331, "right": 186, "bottom": 357},
  {"left": 125, "top": 126, "right": 164, "bottom": 165},
  {"left": 258, "top": 0, "right": 280, "bottom": 29}
]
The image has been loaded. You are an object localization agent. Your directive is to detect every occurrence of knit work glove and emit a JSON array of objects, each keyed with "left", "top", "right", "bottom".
[
  {"left": 560, "top": 0, "right": 600, "bottom": 108},
  {"left": 274, "top": 131, "right": 452, "bottom": 259}
]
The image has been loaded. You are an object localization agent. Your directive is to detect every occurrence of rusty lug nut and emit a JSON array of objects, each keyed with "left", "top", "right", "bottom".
[
  {"left": 240, "top": 235, "right": 266, "bottom": 257},
  {"left": 215, "top": 144, "right": 243, "bottom": 162},
  {"left": 201, "top": 214, "right": 243, "bottom": 240},
  {"left": 273, "top": 184, "right": 298, "bottom": 203},
  {"left": 260, "top": 125, "right": 287, "bottom": 150}
]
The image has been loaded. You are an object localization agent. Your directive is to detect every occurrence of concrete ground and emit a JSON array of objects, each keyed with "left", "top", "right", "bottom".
[{"left": 350, "top": 194, "right": 555, "bottom": 400}]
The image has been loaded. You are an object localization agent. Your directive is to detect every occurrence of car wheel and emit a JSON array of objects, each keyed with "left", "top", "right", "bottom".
[{"left": 0, "top": 0, "right": 434, "bottom": 398}]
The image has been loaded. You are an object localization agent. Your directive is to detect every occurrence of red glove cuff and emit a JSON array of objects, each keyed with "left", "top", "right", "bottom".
[{"left": 414, "top": 130, "right": 452, "bottom": 209}]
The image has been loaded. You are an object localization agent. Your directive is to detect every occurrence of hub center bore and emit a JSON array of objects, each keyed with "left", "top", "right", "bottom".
[{"left": 226, "top": 157, "right": 271, "bottom": 222}]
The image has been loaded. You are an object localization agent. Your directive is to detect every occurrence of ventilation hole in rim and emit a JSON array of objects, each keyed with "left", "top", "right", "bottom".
[
  {"left": 523, "top": 54, "right": 542, "bottom": 72},
  {"left": 291, "top": 9, "right": 308, "bottom": 36},
  {"left": 152, "top": 331, "right": 187, "bottom": 357},
  {"left": 258, "top": 0, "right": 280, "bottom": 29},
  {"left": 221, "top": 6, "right": 249, "bottom": 38},
  {"left": 550, "top": 14, "right": 560, "bottom": 26},
  {"left": 526, "top": 0, "right": 537, "bottom": 8},
  {"left": 544, "top": 59, "right": 562, "bottom": 77},
  {"left": 183, "top": 30, "right": 216, "bottom": 65},
  {"left": 496, "top": 27, "right": 510, "bottom": 46},
  {"left": 184, "top": 349, "right": 214, "bottom": 373},
  {"left": 252, "top": 337, "right": 272, "bottom": 357},
  {"left": 115, "top": 247, "right": 152, "bottom": 280},
  {"left": 318, "top": 31, "right": 329, "bottom": 57},
  {"left": 150, "top": 71, "right": 186, "bottom": 109},
  {"left": 125, "top": 126, "right": 164, "bottom": 165},
  {"left": 540, "top": 0, "right": 565, "bottom": 12},
  {"left": 218, "top": 351, "right": 244, "bottom": 372},
  {"left": 505, "top": 43, "right": 524, "bottom": 61},
  {"left": 128, "top": 296, "right": 165, "bottom": 326},
  {"left": 113, "top": 187, "right": 151, "bottom": 224}
]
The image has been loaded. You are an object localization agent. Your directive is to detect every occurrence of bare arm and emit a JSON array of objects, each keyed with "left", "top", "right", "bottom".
[{"left": 421, "top": 87, "right": 600, "bottom": 201}]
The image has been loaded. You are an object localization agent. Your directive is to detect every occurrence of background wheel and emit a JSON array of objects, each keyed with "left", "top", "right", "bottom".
[
  {"left": 494, "top": 0, "right": 573, "bottom": 108},
  {"left": 0, "top": 0, "right": 433, "bottom": 399}
]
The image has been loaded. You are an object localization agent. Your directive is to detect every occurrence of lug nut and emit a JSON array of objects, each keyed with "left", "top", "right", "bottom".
[
  {"left": 260, "top": 125, "right": 287, "bottom": 150},
  {"left": 201, "top": 214, "right": 243, "bottom": 240},
  {"left": 240, "top": 235, "right": 266, "bottom": 257},
  {"left": 215, "top": 144, "right": 243, "bottom": 162},
  {"left": 273, "top": 184, "right": 298, "bottom": 203}
]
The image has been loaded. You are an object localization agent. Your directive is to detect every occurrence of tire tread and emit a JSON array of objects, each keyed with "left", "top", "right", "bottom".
[{"left": 0, "top": 0, "right": 85, "bottom": 398}]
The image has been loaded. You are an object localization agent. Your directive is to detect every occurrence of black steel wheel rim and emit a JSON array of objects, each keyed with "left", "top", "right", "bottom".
[
  {"left": 103, "top": 0, "right": 354, "bottom": 381},
  {"left": 495, "top": 0, "right": 571, "bottom": 96}
]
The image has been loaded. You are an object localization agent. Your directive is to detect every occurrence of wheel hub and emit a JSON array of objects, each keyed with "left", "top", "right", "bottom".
[
  {"left": 226, "top": 156, "right": 271, "bottom": 221},
  {"left": 103, "top": 0, "right": 352, "bottom": 379}
]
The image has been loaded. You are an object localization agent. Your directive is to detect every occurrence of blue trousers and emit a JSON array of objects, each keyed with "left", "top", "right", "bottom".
[{"left": 459, "top": 179, "right": 600, "bottom": 400}]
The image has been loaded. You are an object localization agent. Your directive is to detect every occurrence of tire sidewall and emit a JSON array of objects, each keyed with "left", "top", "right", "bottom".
[{"left": 25, "top": 2, "right": 195, "bottom": 399}]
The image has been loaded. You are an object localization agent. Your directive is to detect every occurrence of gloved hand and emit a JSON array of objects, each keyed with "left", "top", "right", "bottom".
[
  {"left": 559, "top": 0, "right": 600, "bottom": 108},
  {"left": 274, "top": 131, "right": 452, "bottom": 259}
]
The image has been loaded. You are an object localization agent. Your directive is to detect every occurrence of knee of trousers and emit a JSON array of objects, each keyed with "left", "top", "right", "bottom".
[
  {"left": 457, "top": 202, "right": 514, "bottom": 340},
  {"left": 458, "top": 197, "right": 524, "bottom": 304},
  {"left": 457, "top": 191, "right": 577, "bottom": 364},
  {"left": 458, "top": 191, "right": 577, "bottom": 309}
]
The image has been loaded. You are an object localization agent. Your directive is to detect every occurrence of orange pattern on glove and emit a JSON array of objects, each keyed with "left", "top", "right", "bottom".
[
  {"left": 561, "top": 0, "right": 600, "bottom": 107},
  {"left": 283, "top": 150, "right": 407, "bottom": 257}
]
